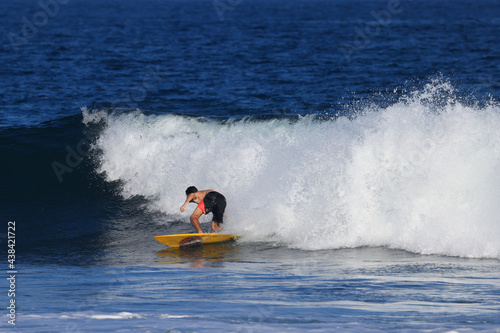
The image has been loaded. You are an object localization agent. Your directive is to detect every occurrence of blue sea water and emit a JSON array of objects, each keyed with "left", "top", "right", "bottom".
[{"left": 1, "top": 0, "right": 500, "bottom": 331}]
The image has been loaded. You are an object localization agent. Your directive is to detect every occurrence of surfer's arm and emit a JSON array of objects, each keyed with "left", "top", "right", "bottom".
[{"left": 180, "top": 193, "right": 195, "bottom": 212}]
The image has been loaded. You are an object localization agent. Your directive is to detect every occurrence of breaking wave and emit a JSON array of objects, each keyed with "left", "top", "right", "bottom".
[{"left": 83, "top": 81, "right": 500, "bottom": 258}]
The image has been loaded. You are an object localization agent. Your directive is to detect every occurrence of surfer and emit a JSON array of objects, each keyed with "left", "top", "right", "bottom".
[{"left": 180, "top": 186, "right": 227, "bottom": 233}]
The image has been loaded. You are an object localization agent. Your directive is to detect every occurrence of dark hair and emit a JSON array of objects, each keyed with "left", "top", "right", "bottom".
[{"left": 185, "top": 186, "right": 198, "bottom": 196}]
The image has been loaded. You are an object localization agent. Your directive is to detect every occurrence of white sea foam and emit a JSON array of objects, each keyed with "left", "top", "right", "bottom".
[
  {"left": 24, "top": 312, "right": 191, "bottom": 320},
  {"left": 83, "top": 81, "right": 500, "bottom": 258}
]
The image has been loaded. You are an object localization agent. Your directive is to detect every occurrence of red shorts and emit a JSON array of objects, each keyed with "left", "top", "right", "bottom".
[{"left": 197, "top": 192, "right": 226, "bottom": 223}]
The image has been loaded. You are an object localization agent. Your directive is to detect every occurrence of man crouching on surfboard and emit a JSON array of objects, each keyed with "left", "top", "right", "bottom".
[{"left": 180, "top": 186, "right": 227, "bottom": 233}]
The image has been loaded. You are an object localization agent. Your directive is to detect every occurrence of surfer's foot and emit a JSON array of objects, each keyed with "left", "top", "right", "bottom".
[
  {"left": 213, "top": 226, "right": 224, "bottom": 233},
  {"left": 211, "top": 221, "right": 223, "bottom": 232}
]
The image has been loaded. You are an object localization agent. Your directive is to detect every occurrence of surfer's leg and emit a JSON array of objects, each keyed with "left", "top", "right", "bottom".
[
  {"left": 190, "top": 208, "right": 204, "bottom": 233},
  {"left": 211, "top": 221, "right": 222, "bottom": 232}
]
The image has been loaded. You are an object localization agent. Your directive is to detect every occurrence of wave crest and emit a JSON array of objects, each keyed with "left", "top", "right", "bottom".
[{"left": 83, "top": 82, "right": 500, "bottom": 258}]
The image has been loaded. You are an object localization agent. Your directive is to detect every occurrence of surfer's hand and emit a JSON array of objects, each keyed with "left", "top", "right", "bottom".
[{"left": 180, "top": 205, "right": 185, "bottom": 212}]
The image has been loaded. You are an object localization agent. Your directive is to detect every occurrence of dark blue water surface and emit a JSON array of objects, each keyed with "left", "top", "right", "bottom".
[
  {"left": 1, "top": 0, "right": 499, "bottom": 126},
  {"left": 1, "top": 0, "right": 500, "bottom": 331}
]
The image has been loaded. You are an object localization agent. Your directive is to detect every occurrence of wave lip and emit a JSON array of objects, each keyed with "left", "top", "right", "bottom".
[{"left": 83, "top": 82, "right": 500, "bottom": 259}]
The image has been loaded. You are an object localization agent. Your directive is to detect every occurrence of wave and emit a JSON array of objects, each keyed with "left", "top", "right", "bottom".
[
  {"left": 0, "top": 114, "right": 123, "bottom": 254},
  {"left": 83, "top": 80, "right": 500, "bottom": 259}
]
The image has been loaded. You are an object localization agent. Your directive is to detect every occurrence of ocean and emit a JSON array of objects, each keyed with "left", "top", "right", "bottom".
[{"left": 1, "top": 0, "right": 500, "bottom": 331}]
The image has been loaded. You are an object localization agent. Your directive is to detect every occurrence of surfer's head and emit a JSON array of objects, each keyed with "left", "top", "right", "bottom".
[{"left": 185, "top": 186, "right": 198, "bottom": 196}]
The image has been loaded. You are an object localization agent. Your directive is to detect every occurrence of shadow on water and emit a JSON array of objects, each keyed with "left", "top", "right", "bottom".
[{"left": 155, "top": 242, "right": 240, "bottom": 268}]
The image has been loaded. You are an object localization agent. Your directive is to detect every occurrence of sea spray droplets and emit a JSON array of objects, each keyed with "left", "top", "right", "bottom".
[{"left": 83, "top": 87, "right": 500, "bottom": 258}]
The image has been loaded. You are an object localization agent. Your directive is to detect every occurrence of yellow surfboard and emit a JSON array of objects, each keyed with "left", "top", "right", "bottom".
[{"left": 154, "top": 233, "right": 238, "bottom": 248}]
